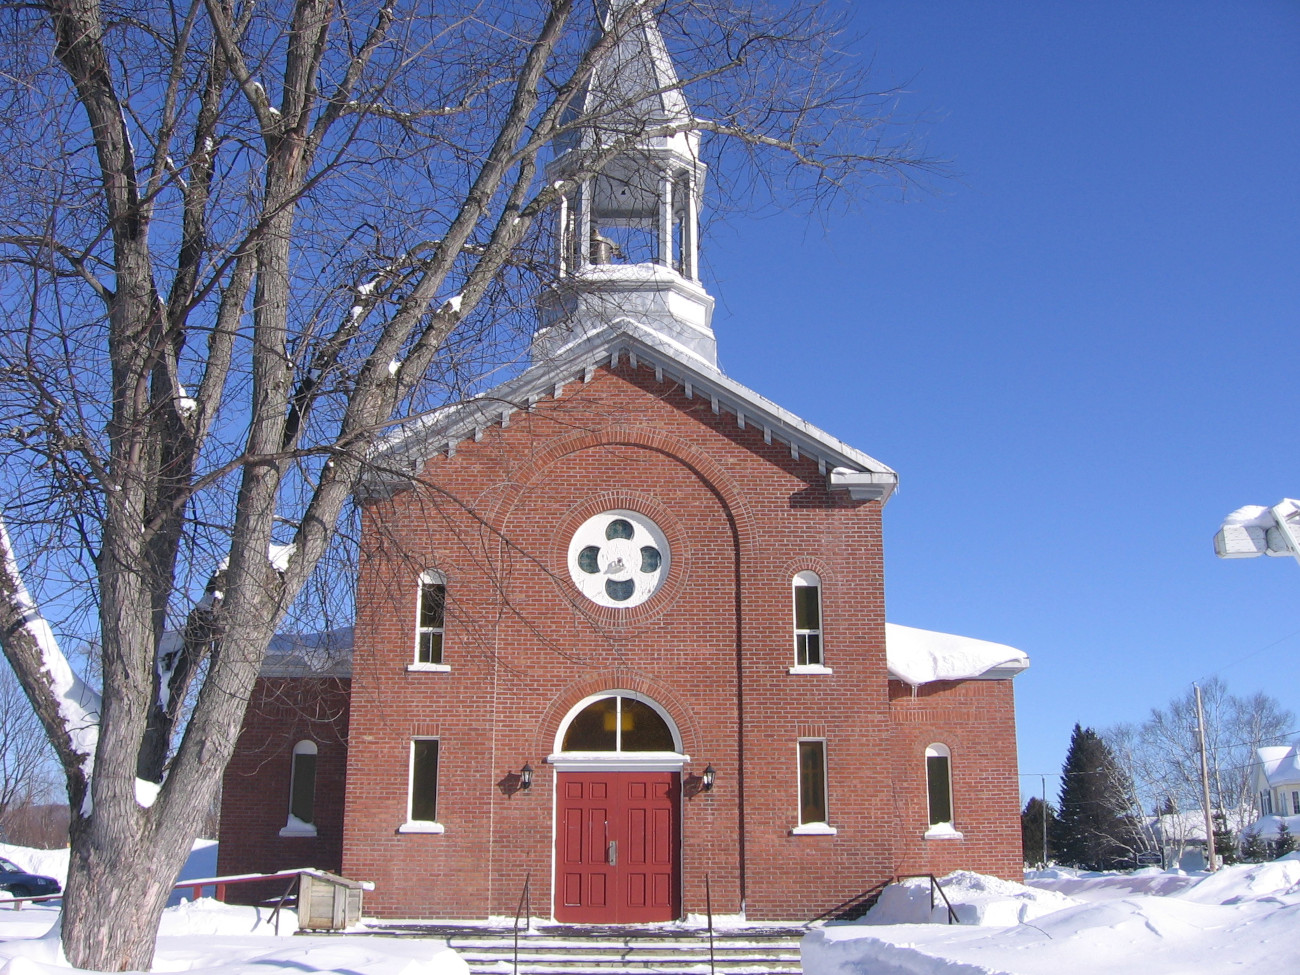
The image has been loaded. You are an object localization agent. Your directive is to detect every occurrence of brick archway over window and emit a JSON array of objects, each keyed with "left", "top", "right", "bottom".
[{"left": 535, "top": 672, "right": 702, "bottom": 762}]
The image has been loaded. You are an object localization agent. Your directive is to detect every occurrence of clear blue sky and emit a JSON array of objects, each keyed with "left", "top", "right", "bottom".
[{"left": 704, "top": 1, "right": 1300, "bottom": 804}]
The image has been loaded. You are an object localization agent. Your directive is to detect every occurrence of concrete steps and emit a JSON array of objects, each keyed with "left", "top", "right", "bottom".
[{"left": 361, "top": 923, "right": 805, "bottom": 975}]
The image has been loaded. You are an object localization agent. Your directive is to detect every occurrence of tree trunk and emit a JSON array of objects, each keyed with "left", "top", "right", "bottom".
[{"left": 61, "top": 797, "right": 206, "bottom": 971}]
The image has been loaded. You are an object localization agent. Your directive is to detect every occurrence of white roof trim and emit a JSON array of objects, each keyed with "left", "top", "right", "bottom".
[{"left": 361, "top": 327, "right": 898, "bottom": 502}]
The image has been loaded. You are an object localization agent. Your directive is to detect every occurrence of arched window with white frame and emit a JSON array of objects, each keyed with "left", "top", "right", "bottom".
[
  {"left": 792, "top": 572, "right": 823, "bottom": 668},
  {"left": 925, "top": 743, "right": 954, "bottom": 830},
  {"left": 413, "top": 569, "right": 447, "bottom": 669},
  {"left": 556, "top": 693, "right": 682, "bottom": 755},
  {"left": 280, "top": 740, "right": 318, "bottom": 837}
]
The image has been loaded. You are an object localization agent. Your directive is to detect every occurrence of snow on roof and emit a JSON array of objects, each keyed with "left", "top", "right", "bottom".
[
  {"left": 886, "top": 623, "right": 1029, "bottom": 686},
  {"left": 261, "top": 627, "right": 354, "bottom": 678},
  {"left": 1246, "top": 814, "right": 1300, "bottom": 840},
  {"left": 1257, "top": 740, "right": 1300, "bottom": 788}
]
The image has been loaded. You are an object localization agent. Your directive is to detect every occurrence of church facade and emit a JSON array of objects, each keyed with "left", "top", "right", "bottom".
[{"left": 217, "top": 3, "right": 1028, "bottom": 923}]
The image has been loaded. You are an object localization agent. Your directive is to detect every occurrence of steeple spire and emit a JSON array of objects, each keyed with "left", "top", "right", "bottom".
[{"left": 534, "top": 0, "right": 717, "bottom": 371}]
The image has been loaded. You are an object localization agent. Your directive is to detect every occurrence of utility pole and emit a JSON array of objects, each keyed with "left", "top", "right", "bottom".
[
  {"left": 1195, "top": 683, "right": 1218, "bottom": 872},
  {"left": 1041, "top": 774, "right": 1049, "bottom": 866}
]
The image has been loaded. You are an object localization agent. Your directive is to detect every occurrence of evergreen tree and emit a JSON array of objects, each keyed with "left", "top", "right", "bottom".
[
  {"left": 1213, "top": 811, "right": 1239, "bottom": 865},
  {"left": 1240, "top": 828, "right": 1269, "bottom": 862},
  {"left": 1052, "top": 725, "right": 1142, "bottom": 870},
  {"left": 1021, "top": 797, "right": 1057, "bottom": 867},
  {"left": 1273, "top": 819, "right": 1297, "bottom": 859}
]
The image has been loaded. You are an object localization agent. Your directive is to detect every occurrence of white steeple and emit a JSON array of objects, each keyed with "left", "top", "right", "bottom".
[{"left": 533, "top": 0, "right": 717, "bottom": 371}]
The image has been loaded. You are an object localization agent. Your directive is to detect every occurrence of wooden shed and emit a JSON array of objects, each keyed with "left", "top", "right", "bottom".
[{"left": 297, "top": 870, "right": 365, "bottom": 931}]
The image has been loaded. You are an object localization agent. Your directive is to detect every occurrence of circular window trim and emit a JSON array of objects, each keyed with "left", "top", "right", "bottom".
[{"left": 567, "top": 509, "right": 671, "bottom": 609}]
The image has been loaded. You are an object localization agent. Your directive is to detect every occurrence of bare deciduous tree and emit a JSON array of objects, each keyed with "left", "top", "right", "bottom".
[
  {"left": 1108, "top": 678, "right": 1294, "bottom": 863},
  {"left": 0, "top": 0, "right": 929, "bottom": 968},
  {"left": 0, "top": 670, "right": 58, "bottom": 833}
]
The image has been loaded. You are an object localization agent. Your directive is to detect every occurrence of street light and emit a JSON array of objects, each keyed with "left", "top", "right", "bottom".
[{"left": 1214, "top": 499, "right": 1300, "bottom": 566}]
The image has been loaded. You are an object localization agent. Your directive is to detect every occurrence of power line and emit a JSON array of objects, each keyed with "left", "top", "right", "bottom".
[{"left": 1196, "top": 627, "right": 1300, "bottom": 685}]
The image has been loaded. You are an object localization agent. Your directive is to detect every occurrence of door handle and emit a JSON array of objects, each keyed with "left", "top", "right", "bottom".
[{"left": 607, "top": 840, "right": 617, "bottom": 865}]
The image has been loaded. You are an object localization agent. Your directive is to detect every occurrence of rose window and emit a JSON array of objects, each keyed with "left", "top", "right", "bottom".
[{"left": 567, "top": 510, "right": 670, "bottom": 608}]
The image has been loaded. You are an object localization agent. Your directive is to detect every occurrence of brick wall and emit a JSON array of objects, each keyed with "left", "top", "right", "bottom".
[
  {"left": 220, "top": 354, "right": 1025, "bottom": 922},
  {"left": 343, "top": 358, "right": 907, "bottom": 921},
  {"left": 887, "top": 678, "right": 1024, "bottom": 881},
  {"left": 217, "top": 677, "right": 351, "bottom": 903}
]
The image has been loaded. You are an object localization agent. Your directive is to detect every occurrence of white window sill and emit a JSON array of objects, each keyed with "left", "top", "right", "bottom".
[
  {"left": 279, "top": 824, "right": 317, "bottom": 838},
  {"left": 788, "top": 664, "right": 833, "bottom": 675},
  {"left": 397, "top": 821, "right": 445, "bottom": 834},
  {"left": 407, "top": 663, "right": 450, "bottom": 673},
  {"left": 924, "top": 824, "right": 964, "bottom": 840},
  {"left": 790, "top": 823, "right": 838, "bottom": 836}
]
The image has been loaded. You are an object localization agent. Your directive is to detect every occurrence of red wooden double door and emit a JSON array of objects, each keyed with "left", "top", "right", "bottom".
[{"left": 555, "top": 771, "right": 680, "bottom": 923}]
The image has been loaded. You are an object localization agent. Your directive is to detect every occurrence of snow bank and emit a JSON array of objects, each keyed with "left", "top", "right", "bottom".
[
  {"left": 1245, "top": 813, "right": 1300, "bottom": 840},
  {"left": 0, "top": 838, "right": 222, "bottom": 905},
  {"left": 1176, "top": 852, "right": 1300, "bottom": 904},
  {"left": 803, "top": 862, "right": 1300, "bottom": 975},
  {"left": 861, "top": 871, "right": 1076, "bottom": 926},
  {"left": 1025, "top": 865, "right": 1201, "bottom": 900},
  {"left": 157, "top": 897, "right": 297, "bottom": 937},
  {"left": 177, "top": 839, "right": 219, "bottom": 883},
  {"left": 885, "top": 624, "right": 1028, "bottom": 686}
]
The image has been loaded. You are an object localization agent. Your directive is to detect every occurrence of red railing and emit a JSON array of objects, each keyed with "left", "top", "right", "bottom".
[
  {"left": 171, "top": 868, "right": 308, "bottom": 904},
  {"left": 6, "top": 867, "right": 323, "bottom": 920}
]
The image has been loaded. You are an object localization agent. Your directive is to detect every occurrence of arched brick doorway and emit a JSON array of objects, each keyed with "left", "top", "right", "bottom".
[{"left": 550, "top": 692, "right": 685, "bottom": 923}]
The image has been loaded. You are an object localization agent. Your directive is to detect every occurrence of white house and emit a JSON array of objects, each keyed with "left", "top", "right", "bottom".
[{"left": 1254, "top": 739, "right": 1300, "bottom": 820}]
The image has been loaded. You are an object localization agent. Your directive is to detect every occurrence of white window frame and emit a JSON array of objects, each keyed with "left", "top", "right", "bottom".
[
  {"left": 792, "top": 738, "right": 836, "bottom": 835},
  {"left": 924, "top": 743, "right": 963, "bottom": 839},
  {"left": 789, "top": 572, "right": 831, "bottom": 674},
  {"left": 280, "top": 740, "right": 319, "bottom": 837},
  {"left": 409, "top": 570, "right": 450, "bottom": 672},
  {"left": 548, "top": 690, "right": 687, "bottom": 769},
  {"left": 399, "top": 737, "right": 444, "bottom": 834}
]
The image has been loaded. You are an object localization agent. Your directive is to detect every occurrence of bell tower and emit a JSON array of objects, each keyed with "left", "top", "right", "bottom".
[{"left": 534, "top": 0, "right": 717, "bottom": 371}]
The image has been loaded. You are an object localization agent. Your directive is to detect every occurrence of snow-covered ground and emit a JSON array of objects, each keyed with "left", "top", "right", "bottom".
[
  {"left": 804, "top": 856, "right": 1300, "bottom": 975},
  {"left": 2, "top": 841, "right": 1297, "bottom": 974},
  {"left": 0, "top": 843, "right": 466, "bottom": 975},
  {"left": 0, "top": 899, "right": 467, "bottom": 975}
]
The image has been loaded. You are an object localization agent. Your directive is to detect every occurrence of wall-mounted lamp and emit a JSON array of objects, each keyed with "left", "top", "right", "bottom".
[
  {"left": 520, "top": 763, "right": 534, "bottom": 791},
  {"left": 702, "top": 765, "right": 716, "bottom": 792}
]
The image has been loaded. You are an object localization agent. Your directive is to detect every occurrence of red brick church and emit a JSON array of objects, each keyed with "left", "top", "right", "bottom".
[{"left": 217, "top": 3, "right": 1029, "bottom": 923}]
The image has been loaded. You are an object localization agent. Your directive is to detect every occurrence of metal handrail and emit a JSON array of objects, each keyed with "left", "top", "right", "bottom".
[
  {"left": 512, "top": 871, "right": 531, "bottom": 973},
  {"left": 268, "top": 875, "right": 300, "bottom": 936},
  {"left": 892, "top": 873, "right": 958, "bottom": 924},
  {"left": 705, "top": 873, "right": 716, "bottom": 975}
]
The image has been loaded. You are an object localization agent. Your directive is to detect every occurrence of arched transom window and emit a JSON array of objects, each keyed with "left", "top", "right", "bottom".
[{"left": 559, "top": 694, "right": 680, "bottom": 753}]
